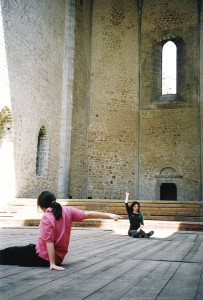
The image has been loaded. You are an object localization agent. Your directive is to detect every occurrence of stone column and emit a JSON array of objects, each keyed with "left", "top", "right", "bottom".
[
  {"left": 57, "top": 0, "right": 75, "bottom": 198},
  {"left": 200, "top": 1, "right": 203, "bottom": 200}
]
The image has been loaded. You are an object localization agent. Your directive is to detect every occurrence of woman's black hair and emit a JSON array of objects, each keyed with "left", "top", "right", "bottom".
[
  {"left": 37, "top": 191, "right": 62, "bottom": 220},
  {"left": 130, "top": 201, "right": 140, "bottom": 212}
]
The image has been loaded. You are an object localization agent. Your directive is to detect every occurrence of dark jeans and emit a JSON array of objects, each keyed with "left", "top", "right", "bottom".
[
  {"left": 0, "top": 244, "right": 49, "bottom": 267},
  {"left": 128, "top": 229, "right": 146, "bottom": 238}
]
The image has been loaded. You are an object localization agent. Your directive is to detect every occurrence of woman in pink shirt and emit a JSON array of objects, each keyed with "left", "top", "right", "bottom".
[{"left": 0, "top": 191, "right": 121, "bottom": 271}]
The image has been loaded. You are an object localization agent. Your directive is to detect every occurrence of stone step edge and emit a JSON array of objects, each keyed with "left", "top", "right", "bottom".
[{"left": 0, "top": 218, "right": 203, "bottom": 231}]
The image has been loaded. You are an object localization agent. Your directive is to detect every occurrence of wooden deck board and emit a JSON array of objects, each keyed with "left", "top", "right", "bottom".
[{"left": 0, "top": 227, "right": 203, "bottom": 300}]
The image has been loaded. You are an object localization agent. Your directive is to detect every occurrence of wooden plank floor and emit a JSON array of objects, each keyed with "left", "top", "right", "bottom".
[{"left": 0, "top": 227, "right": 203, "bottom": 300}]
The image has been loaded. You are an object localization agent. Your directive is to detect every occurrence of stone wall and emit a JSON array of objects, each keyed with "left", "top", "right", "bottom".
[
  {"left": 0, "top": 0, "right": 202, "bottom": 201},
  {"left": 139, "top": 108, "right": 200, "bottom": 200},
  {"left": 138, "top": 0, "right": 201, "bottom": 200},
  {"left": 0, "top": 0, "right": 66, "bottom": 198},
  {"left": 69, "top": 0, "right": 91, "bottom": 198},
  {"left": 86, "top": 0, "right": 139, "bottom": 199},
  {"left": 57, "top": 0, "right": 77, "bottom": 198},
  {"left": 69, "top": 0, "right": 202, "bottom": 200},
  {"left": 200, "top": 0, "right": 203, "bottom": 200}
]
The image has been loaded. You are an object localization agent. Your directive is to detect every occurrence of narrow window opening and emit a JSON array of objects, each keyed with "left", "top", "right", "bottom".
[
  {"left": 162, "top": 41, "right": 177, "bottom": 95},
  {"left": 36, "top": 126, "right": 49, "bottom": 176},
  {"left": 160, "top": 183, "right": 177, "bottom": 200}
]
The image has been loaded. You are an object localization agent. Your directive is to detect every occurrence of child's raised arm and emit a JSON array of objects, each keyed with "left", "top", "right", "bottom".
[{"left": 125, "top": 192, "right": 129, "bottom": 203}]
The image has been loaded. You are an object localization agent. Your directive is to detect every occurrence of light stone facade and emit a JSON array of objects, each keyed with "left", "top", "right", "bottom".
[
  {"left": 0, "top": 0, "right": 202, "bottom": 202},
  {"left": 0, "top": 0, "right": 66, "bottom": 201}
]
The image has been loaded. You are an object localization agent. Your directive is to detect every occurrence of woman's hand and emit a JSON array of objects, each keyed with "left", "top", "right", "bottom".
[
  {"left": 46, "top": 242, "right": 65, "bottom": 271},
  {"left": 50, "top": 264, "right": 65, "bottom": 271}
]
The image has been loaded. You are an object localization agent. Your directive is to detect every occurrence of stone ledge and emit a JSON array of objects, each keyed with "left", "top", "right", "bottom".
[{"left": 0, "top": 218, "right": 202, "bottom": 233}]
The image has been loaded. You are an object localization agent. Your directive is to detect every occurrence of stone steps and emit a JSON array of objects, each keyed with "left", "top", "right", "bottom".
[
  {"left": 60, "top": 199, "right": 203, "bottom": 222},
  {"left": 0, "top": 199, "right": 202, "bottom": 231}
]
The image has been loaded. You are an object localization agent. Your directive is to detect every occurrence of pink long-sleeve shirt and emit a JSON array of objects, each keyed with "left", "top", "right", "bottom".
[{"left": 36, "top": 206, "right": 85, "bottom": 264}]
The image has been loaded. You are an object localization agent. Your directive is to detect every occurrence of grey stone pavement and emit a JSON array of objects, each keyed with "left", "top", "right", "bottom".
[{"left": 0, "top": 227, "right": 203, "bottom": 300}]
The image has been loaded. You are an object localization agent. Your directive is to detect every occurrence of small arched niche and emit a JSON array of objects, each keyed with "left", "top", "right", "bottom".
[{"left": 156, "top": 167, "right": 183, "bottom": 201}]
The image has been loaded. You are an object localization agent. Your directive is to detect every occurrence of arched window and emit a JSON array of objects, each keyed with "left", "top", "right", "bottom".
[
  {"left": 162, "top": 41, "right": 177, "bottom": 95},
  {"left": 36, "top": 126, "right": 49, "bottom": 176}
]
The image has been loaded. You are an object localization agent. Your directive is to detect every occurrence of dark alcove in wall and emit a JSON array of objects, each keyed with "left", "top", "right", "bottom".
[{"left": 160, "top": 183, "right": 177, "bottom": 200}]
